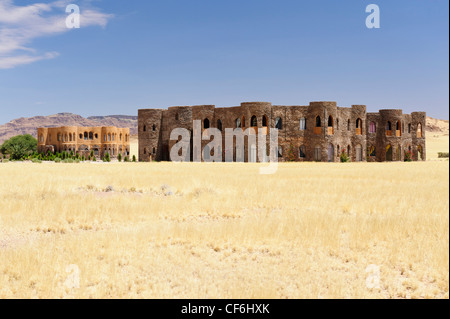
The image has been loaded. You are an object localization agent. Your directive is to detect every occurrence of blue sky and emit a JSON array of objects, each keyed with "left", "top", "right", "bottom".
[{"left": 0, "top": 0, "right": 448, "bottom": 123}]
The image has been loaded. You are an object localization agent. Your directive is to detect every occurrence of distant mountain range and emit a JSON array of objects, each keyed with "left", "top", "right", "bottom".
[
  {"left": 0, "top": 112, "right": 447, "bottom": 144},
  {"left": 0, "top": 113, "right": 137, "bottom": 144}
]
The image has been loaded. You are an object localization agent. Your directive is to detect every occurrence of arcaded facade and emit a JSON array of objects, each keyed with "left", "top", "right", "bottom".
[
  {"left": 37, "top": 126, "right": 131, "bottom": 158},
  {"left": 138, "top": 101, "right": 426, "bottom": 162}
]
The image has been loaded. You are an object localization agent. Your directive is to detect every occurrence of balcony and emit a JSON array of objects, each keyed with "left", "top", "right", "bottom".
[
  {"left": 396, "top": 130, "right": 401, "bottom": 137},
  {"left": 355, "top": 128, "right": 362, "bottom": 136},
  {"left": 313, "top": 127, "right": 321, "bottom": 135},
  {"left": 386, "top": 130, "right": 392, "bottom": 137},
  {"left": 327, "top": 127, "right": 334, "bottom": 135}
]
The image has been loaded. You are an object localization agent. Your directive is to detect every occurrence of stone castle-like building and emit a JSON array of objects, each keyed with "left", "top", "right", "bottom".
[
  {"left": 138, "top": 101, "right": 426, "bottom": 163},
  {"left": 37, "top": 126, "right": 130, "bottom": 158}
]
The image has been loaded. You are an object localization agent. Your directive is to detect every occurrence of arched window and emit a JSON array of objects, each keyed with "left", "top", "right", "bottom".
[
  {"left": 95, "top": 133, "right": 98, "bottom": 139},
  {"left": 40, "top": 135, "right": 44, "bottom": 143},
  {"left": 299, "top": 145, "right": 306, "bottom": 158},
  {"left": 203, "top": 118, "right": 210, "bottom": 129},
  {"left": 417, "top": 123, "right": 423, "bottom": 138},
  {"left": 299, "top": 118, "right": 306, "bottom": 130},
  {"left": 316, "top": 116, "right": 321, "bottom": 127},
  {"left": 347, "top": 145, "right": 351, "bottom": 156},
  {"left": 120, "top": 134, "right": 122, "bottom": 141},
  {"left": 235, "top": 118, "right": 241, "bottom": 128},
  {"left": 355, "top": 118, "right": 363, "bottom": 135},
  {"left": 396, "top": 121, "right": 401, "bottom": 130},
  {"left": 175, "top": 113, "right": 179, "bottom": 121},
  {"left": 153, "top": 147, "right": 156, "bottom": 154},
  {"left": 417, "top": 145, "right": 423, "bottom": 160},
  {"left": 84, "top": 132, "right": 88, "bottom": 140},
  {"left": 408, "top": 123, "right": 411, "bottom": 134},
  {"left": 65, "top": 134, "right": 68, "bottom": 142},
  {"left": 369, "top": 121, "right": 376, "bottom": 133},
  {"left": 152, "top": 124, "right": 156, "bottom": 131},
  {"left": 108, "top": 134, "right": 111, "bottom": 142},
  {"left": 275, "top": 117, "right": 282, "bottom": 130},
  {"left": 327, "top": 116, "right": 334, "bottom": 135},
  {"left": 314, "top": 146, "right": 321, "bottom": 161},
  {"left": 251, "top": 115, "right": 257, "bottom": 127},
  {"left": 217, "top": 119, "right": 222, "bottom": 131},
  {"left": 386, "top": 145, "right": 393, "bottom": 161},
  {"left": 89, "top": 132, "right": 93, "bottom": 140},
  {"left": 386, "top": 121, "right": 392, "bottom": 131},
  {"left": 104, "top": 134, "right": 107, "bottom": 142},
  {"left": 262, "top": 115, "right": 268, "bottom": 127},
  {"left": 112, "top": 134, "right": 115, "bottom": 141},
  {"left": 69, "top": 134, "right": 72, "bottom": 142},
  {"left": 143, "top": 125, "right": 146, "bottom": 132}
]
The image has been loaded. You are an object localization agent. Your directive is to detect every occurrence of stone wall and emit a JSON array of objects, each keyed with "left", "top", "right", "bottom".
[{"left": 138, "top": 101, "right": 426, "bottom": 163}]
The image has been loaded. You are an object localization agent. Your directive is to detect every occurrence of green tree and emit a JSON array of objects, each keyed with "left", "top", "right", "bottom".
[
  {"left": 118, "top": 153, "right": 122, "bottom": 162},
  {"left": 132, "top": 155, "right": 136, "bottom": 162},
  {"left": 0, "top": 134, "right": 37, "bottom": 160}
]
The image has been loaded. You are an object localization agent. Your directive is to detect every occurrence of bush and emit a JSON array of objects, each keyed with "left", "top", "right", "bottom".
[
  {"left": 404, "top": 150, "right": 413, "bottom": 162},
  {"left": 438, "top": 152, "right": 449, "bottom": 158},
  {"left": 2, "top": 159, "right": 9, "bottom": 163},
  {"left": 0, "top": 134, "right": 37, "bottom": 160},
  {"left": 103, "top": 152, "right": 111, "bottom": 162},
  {"left": 132, "top": 155, "right": 136, "bottom": 162},
  {"left": 31, "top": 158, "right": 42, "bottom": 163},
  {"left": 54, "top": 158, "right": 61, "bottom": 163},
  {"left": 124, "top": 156, "right": 129, "bottom": 162},
  {"left": 340, "top": 151, "right": 350, "bottom": 163},
  {"left": 118, "top": 153, "right": 122, "bottom": 162}
]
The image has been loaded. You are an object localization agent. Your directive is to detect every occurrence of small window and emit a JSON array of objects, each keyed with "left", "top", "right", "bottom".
[
  {"left": 175, "top": 113, "right": 179, "bottom": 121},
  {"left": 386, "top": 121, "right": 392, "bottom": 131},
  {"left": 152, "top": 147, "right": 156, "bottom": 154},
  {"left": 236, "top": 118, "right": 241, "bottom": 128},
  {"left": 417, "top": 123, "right": 423, "bottom": 138},
  {"left": 144, "top": 148, "right": 147, "bottom": 154},
  {"left": 262, "top": 115, "right": 268, "bottom": 127},
  {"left": 143, "top": 125, "right": 146, "bottom": 132},
  {"left": 299, "top": 118, "right": 306, "bottom": 130},
  {"left": 153, "top": 124, "right": 156, "bottom": 131},
  {"left": 347, "top": 119, "right": 350, "bottom": 131},
  {"left": 275, "top": 117, "right": 282, "bottom": 130},
  {"left": 356, "top": 118, "right": 362, "bottom": 128},
  {"left": 95, "top": 133, "right": 98, "bottom": 139},
  {"left": 251, "top": 115, "right": 257, "bottom": 127},
  {"left": 408, "top": 123, "right": 411, "bottom": 133},
  {"left": 316, "top": 116, "right": 321, "bottom": 127},
  {"left": 84, "top": 132, "right": 88, "bottom": 140},
  {"left": 369, "top": 121, "right": 376, "bottom": 133},
  {"left": 203, "top": 118, "right": 210, "bottom": 129},
  {"left": 299, "top": 145, "right": 306, "bottom": 158},
  {"left": 328, "top": 116, "right": 333, "bottom": 127},
  {"left": 89, "top": 132, "right": 93, "bottom": 140}
]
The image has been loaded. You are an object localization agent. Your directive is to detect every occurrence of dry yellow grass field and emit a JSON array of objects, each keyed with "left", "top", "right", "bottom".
[{"left": 0, "top": 157, "right": 448, "bottom": 299}]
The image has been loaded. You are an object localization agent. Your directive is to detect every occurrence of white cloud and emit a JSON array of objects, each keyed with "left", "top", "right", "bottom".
[{"left": 0, "top": 0, "right": 113, "bottom": 69}]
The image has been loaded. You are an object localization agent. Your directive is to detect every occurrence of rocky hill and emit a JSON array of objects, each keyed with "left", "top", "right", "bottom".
[{"left": 0, "top": 113, "right": 137, "bottom": 144}]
